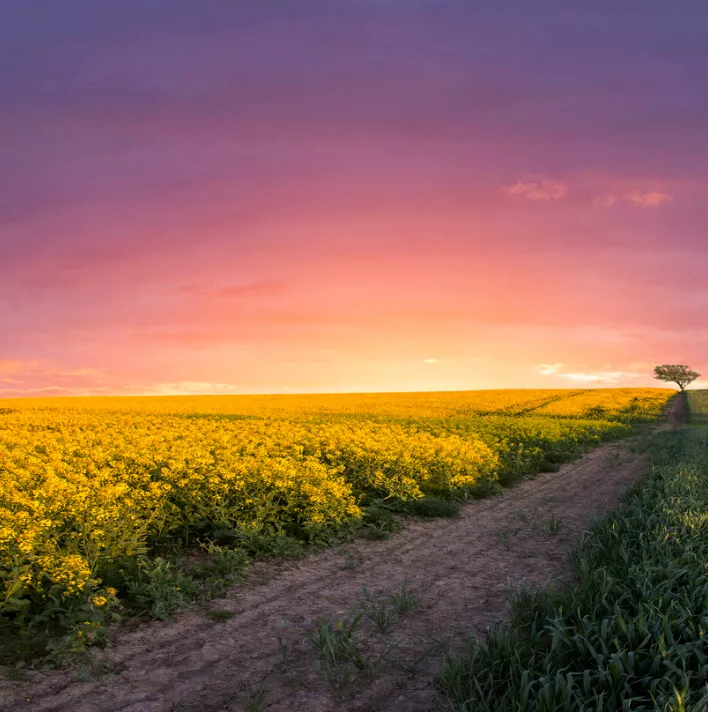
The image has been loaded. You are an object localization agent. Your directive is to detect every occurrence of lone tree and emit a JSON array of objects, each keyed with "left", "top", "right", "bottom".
[{"left": 653, "top": 364, "right": 700, "bottom": 391}]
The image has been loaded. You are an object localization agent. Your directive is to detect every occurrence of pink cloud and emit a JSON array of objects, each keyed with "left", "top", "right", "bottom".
[
  {"left": 594, "top": 193, "right": 618, "bottom": 208},
  {"left": 627, "top": 191, "right": 672, "bottom": 207},
  {"left": 503, "top": 176, "right": 568, "bottom": 201}
]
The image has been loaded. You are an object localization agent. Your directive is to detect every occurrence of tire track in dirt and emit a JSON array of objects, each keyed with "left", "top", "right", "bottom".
[{"left": 0, "top": 396, "right": 685, "bottom": 712}]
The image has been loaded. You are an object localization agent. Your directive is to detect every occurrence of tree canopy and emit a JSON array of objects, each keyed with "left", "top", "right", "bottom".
[{"left": 653, "top": 364, "right": 700, "bottom": 391}]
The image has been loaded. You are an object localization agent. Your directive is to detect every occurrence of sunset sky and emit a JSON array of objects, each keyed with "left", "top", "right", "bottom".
[{"left": 2, "top": 2, "right": 707, "bottom": 397}]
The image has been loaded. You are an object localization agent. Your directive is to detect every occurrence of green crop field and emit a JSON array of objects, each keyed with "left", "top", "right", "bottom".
[
  {"left": 687, "top": 390, "right": 708, "bottom": 424},
  {"left": 437, "top": 418, "right": 708, "bottom": 711}
]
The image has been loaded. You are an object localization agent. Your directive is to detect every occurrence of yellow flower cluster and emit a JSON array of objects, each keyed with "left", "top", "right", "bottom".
[{"left": 0, "top": 388, "right": 672, "bottom": 613}]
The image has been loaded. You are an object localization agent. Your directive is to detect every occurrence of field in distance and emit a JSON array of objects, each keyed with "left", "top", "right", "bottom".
[
  {"left": 0, "top": 387, "right": 673, "bottom": 658},
  {"left": 0, "top": 386, "right": 672, "bottom": 417}
]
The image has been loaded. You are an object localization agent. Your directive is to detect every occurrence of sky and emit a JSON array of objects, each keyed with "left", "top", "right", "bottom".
[{"left": 1, "top": 1, "right": 707, "bottom": 397}]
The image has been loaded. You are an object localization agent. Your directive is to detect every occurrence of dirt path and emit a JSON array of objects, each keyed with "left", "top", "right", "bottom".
[{"left": 1, "top": 396, "right": 686, "bottom": 712}]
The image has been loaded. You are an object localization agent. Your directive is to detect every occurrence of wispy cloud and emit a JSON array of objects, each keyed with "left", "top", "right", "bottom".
[
  {"left": 594, "top": 193, "right": 617, "bottom": 208},
  {"left": 627, "top": 191, "right": 672, "bottom": 207},
  {"left": 0, "top": 360, "right": 103, "bottom": 381},
  {"left": 0, "top": 384, "right": 111, "bottom": 397},
  {"left": 149, "top": 381, "right": 245, "bottom": 395},
  {"left": 503, "top": 176, "right": 568, "bottom": 201},
  {"left": 423, "top": 358, "right": 439, "bottom": 363},
  {"left": 537, "top": 362, "right": 643, "bottom": 384},
  {"left": 558, "top": 371, "right": 639, "bottom": 383},
  {"left": 595, "top": 189, "right": 673, "bottom": 209},
  {"left": 0, "top": 359, "right": 107, "bottom": 397},
  {"left": 536, "top": 363, "right": 562, "bottom": 375}
]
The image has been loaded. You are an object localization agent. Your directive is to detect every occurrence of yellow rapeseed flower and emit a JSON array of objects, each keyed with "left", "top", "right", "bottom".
[{"left": 0, "top": 387, "right": 672, "bottom": 616}]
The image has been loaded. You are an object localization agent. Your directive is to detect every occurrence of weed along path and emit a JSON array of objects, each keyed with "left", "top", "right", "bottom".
[{"left": 1, "top": 397, "right": 686, "bottom": 712}]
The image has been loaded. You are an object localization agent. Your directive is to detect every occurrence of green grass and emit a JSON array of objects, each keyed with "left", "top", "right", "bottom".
[
  {"left": 687, "top": 390, "right": 708, "bottom": 424},
  {"left": 403, "top": 497, "right": 461, "bottom": 518},
  {"left": 208, "top": 610, "right": 234, "bottom": 622},
  {"left": 303, "top": 580, "right": 419, "bottom": 699},
  {"left": 436, "top": 427, "right": 708, "bottom": 711},
  {"left": 359, "top": 580, "right": 420, "bottom": 633},
  {"left": 306, "top": 609, "right": 397, "bottom": 699}
]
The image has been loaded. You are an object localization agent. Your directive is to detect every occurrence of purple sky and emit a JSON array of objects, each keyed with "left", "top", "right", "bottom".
[{"left": 2, "top": 1, "right": 707, "bottom": 396}]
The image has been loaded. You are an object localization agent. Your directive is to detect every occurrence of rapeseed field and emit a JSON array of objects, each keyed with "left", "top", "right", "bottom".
[{"left": 0, "top": 388, "right": 672, "bottom": 656}]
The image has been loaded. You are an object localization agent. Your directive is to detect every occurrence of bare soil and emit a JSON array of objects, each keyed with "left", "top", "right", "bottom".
[{"left": 0, "top": 396, "right": 686, "bottom": 712}]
